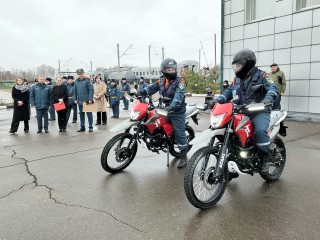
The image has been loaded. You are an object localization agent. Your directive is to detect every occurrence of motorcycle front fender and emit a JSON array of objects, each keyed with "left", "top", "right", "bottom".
[
  {"left": 110, "top": 119, "right": 138, "bottom": 133},
  {"left": 190, "top": 128, "right": 225, "bottom": 145}
]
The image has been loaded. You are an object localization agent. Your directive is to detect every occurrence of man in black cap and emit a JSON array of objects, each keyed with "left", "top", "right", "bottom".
[
  {"left": 74, "top": 68, "right": 94, "bottom": 132},
  {"left": 269, "top": 63, "right": 286, "bottom": 110},
  {"left": 45, "top": 77, "right": 56, "bottom": 121},
  {"left": 121, "top": 77, "right": 130, "bottom": 110},
  {"left": 66, "top": 76, "right": 77, "bottom": 123},
  {"left": 62, "top": 76, "right": 68, "bottom": 86},
  {"left": 109, "top": 79, "right": 120, "bottom": 118},
  {"left": 138, "top": 77, "right": 147, "bottom": 90}
]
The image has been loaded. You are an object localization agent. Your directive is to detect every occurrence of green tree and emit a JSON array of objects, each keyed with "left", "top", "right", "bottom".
[{"left": 184, "top": 65, "right": 220, "bottom": 94}]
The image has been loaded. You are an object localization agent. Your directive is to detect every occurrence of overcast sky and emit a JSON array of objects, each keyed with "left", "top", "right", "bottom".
[{"left": 0, "top": 0, "right": 221, "bottom": 72}]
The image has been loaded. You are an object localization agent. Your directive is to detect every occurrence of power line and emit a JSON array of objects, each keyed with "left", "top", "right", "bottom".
[{"left": 200, "top": 41, "right": 209, "bottom": 67}]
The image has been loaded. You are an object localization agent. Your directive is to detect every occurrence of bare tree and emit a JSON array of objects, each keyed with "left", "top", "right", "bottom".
[{"left": 36, "top": 64, "right": 56, "bottom": 78}]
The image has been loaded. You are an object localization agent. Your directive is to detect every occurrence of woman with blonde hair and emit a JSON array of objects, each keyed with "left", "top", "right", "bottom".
[
  {"left": 9, "top": 77, "right": 30, "bottom": 133},
  {"left": 94, "top": 75, "right": 107, "bottom": 125},
  {"left": 51, "top": 76, "right": 68, "bottom": 132}
]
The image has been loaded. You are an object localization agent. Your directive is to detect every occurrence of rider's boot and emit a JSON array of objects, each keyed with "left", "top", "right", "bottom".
[
  {"left": 260, "top": 151, "right": 271, "bottom": 174},
  {"left": 177, "top": 150, "right": 188, "bottom": 169},
  {"left": 228, "top": 172, "right": 239, "bottom": 182},
  {"left": 279, "top": 121, "right": 287, "bottom": 136}
]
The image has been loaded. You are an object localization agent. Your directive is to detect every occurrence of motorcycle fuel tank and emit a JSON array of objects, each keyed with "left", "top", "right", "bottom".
[{"left": 233, "top": 114, "right": 255, "bottom": 147}]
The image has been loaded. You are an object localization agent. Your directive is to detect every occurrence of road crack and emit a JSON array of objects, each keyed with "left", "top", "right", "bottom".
[
  {"left": 3, "top": 146, "right": 146, "bottom": 234},
  {"left": 0, "top": 184, "right": 28, "bottom": 200}
]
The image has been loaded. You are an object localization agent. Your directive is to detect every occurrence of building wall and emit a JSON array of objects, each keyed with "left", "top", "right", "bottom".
[{"left": 223, "top": 0, "right": 320, "bottom": 113}]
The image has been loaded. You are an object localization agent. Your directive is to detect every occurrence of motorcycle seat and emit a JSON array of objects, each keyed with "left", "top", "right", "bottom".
[
  {"left": 185, "top": 105, "right": 197, "bottom": 119},
  {"left": 268, "top": 110, "right": 286, "bottom": 130}
]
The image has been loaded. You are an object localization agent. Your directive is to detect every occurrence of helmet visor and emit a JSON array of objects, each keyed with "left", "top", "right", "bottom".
[
  {"left": 164, "top": 67, "right": 176, "bottom": 74},
  {"left": 232, "top": 63, "right": 243, "bottom": 74},
  {"left": 232, "top": 56, "right": 248, "bottom": 74}
]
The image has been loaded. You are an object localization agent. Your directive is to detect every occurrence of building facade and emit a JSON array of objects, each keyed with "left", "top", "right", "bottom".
[{"left": 222, "top": 0, "right": 320, "bottom": 113}]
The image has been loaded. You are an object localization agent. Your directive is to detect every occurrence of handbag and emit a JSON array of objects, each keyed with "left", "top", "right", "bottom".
[
  {"left": 53, "top": 102, "right": 66, "bottom": 111},
  {"left": 83, "top": 101, "right": 98, "bottom": 112}
]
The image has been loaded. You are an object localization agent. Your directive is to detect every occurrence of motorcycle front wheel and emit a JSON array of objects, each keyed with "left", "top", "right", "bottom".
[
  {"left": 169, "top": 125, "right": 195, "bottom": 158},
  {"left": 184, "top": 146, "right": 228, "bottom": 209},
  {"left": 101, "top": 133, "right": 138, "bottom": 173}
]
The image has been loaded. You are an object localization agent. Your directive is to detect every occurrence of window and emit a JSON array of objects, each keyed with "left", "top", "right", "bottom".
[
  {"left": 297, "top": 0, "right": 320, "bottom": 11},
  {"left": 140, "top": 72, "right": 142, "bottom": 76},
  {"left": 246, "top": 0, "right": 274, "bottom": 22},
  {"left": 143, "top": 72, "right": 145, "bottom": 75},
  {"left": 147, "top": 71, "right": 149, "bottom": 75}
]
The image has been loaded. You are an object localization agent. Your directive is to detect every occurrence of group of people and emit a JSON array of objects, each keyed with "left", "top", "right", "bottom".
[
  {"left": 9, "top": 50, "right": 286, "bottom": 170},
  {"left": 8, "top": 68, "right": 139, "bottom": 133}
]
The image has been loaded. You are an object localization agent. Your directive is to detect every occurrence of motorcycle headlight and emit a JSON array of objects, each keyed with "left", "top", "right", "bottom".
[
  {"left": 210, "top": 113, "right": 226, "bottom": 128},
  {"left": 130, "top": 110, "right": 141, "bottom": 120}
]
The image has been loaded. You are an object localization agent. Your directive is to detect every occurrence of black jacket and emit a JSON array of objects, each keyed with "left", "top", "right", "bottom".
[
  {"left": 12, "top": 86, "right": 30, "bottom": 121},
  {"left": 51, "top": 85, "right": 68, "bottom": 106}
]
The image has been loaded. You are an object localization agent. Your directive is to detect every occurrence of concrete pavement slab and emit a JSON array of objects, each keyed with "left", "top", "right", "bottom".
[{"left": 1, "top": 99, "right": 320, "bottom": 239}]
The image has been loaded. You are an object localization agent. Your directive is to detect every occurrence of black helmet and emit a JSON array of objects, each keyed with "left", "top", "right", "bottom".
[
  {"left": 232, "top": 49, "right": 256, "bottom": 79},
  {"left": 161, "top": 58, "right": 177, "bottom": 80}
]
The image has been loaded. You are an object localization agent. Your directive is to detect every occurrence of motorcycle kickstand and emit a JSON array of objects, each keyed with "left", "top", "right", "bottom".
[{"left": 167, "top": 148, "right": 169, "bottom": 167}]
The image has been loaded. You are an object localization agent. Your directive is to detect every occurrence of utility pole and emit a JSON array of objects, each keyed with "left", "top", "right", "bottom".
[
  {"left": 117, "top": 43, "right": 120, "bottom": 83},
  {"left": 149, "top": 45, "right": 151, "bottom": 84},
  {"left": 214, "top": 33, "right": 217, "bottom": 67},
  {"left": 198, "top": 49, "right": 201, "bottom": 73},
  {"left": 162, "top": 47, "right": 164, "bottom": 60},
  {"left": 58, "top": 59, "right": 61, "bottom": 74},
  {"left": 90, "top": 61, "right": 92, "bottom": 72}
]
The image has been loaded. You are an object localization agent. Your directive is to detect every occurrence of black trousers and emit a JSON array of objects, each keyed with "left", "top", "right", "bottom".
[
  {"left": 96, "top": 112, "right": 107, "bottom": 124},
  {"left": 66, "top": 103, "right": 77, "bottom": 122},
  {"left": 57, "top": 109, "right": 67, "bottom": 130},
  {"left": 10, "top": 120, "right": 29, "bottom": 132}
]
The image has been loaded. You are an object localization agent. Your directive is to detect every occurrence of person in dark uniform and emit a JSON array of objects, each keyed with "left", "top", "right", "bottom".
[
  {"left": 222, "top": 80, "right": 229, "bottom": 93},
  {"left": 74, "top": 68, "right": 94, "bottom": 132},
  {"left": 138, "top": 77, "right": 147, "bottom": 90},
  {"left": 138, "top": 58, "right": 188, "bottom": 168},
  {"left": 45, "top": 77, "right": 56, "bottom": 121},
  {"left": 66, "top": 76, "right": 77, "bottom": 123},
  {"left": 109, "top": 79, "right": 120, "bottom": 118},
  {"left": 106, "top": 79, "right": 111, "bottom": 88},
  {"left": 9, "top": 77, "right": 30, "bottom": 133},
  {"left": 208, "top": 49, "right": 279, "bottom": 174},
  {"left": 30, "top": 75, "right": 51, "bottom": 133},
  {"left": 121, "top": 77, "right": 130, "bottom": 110}
]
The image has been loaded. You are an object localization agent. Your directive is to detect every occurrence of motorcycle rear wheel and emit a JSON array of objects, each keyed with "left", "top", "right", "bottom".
[
  {"left": 259, "top": 136, "right": 286, "bottom": 182},
  {"left": 169, "top": 125, "right": 195, "bottom": 158},
  {"left": 101, "top": 133, "right": 138, "bottom": 173},
  {"left": 184, "top": 146, "right": 228, "bottom": 209}
]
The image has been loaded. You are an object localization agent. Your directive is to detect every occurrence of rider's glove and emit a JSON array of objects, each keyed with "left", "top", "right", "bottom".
[
  {"left": 207, "top": 99, "right": 218, "bottom": 109},
  {"left": 137, "top": 89, "right": 147, "bottom": 96},
  {"left": 164, "top": 106, "right": 174, "bottom": 114},
  {"left": 261, "top": 98, "right": 272, "bottom": 106}
]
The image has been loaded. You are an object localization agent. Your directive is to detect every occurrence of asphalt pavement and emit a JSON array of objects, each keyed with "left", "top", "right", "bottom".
[{"left": 0, "top": 97, "right": 320, "bottom": 239}]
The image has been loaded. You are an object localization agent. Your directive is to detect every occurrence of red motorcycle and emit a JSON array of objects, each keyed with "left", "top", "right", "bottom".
[
  {"left": 184, "top": 91, "right": 287, "bottom": 209},
  {"left": 101, "top": 94, "right": 199, "bottom": 173}
]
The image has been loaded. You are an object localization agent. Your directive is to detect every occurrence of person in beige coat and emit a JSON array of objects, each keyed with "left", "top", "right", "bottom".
[{"left": 94, "top": 76, "right": 107, "bottom": 125}]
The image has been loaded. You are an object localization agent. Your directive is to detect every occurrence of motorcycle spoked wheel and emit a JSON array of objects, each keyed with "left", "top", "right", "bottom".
[
  {"left": 101, "top": 133, "right": 138, "bottom": 173},
  {"left": 184, "top": 146, "right": 228, "bottom": 209},
  {"left": 168, "top": 125, "right": 195, "bottom": 158},
  {"left": 259, "top": 136, "right": 286, "bottom": 182}
]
